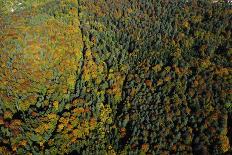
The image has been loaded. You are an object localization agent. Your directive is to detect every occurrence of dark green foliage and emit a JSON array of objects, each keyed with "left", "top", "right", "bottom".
[{"left": 78, "top": 0, "right": 231, "bottom": 154}]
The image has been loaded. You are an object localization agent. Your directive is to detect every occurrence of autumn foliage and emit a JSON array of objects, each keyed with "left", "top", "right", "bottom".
[{"left": 0, "top": 0, "right": 231, "bottom": 154}]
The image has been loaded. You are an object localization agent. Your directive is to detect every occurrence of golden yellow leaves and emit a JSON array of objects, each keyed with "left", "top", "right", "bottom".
[
  {"left": 83, "top": 54, "right": 94, "bottom": 81},
  {"left": 35, "top": 123, "right": 51, "bottom": 134},
  {"left": 19, "top": 140, "right": 27, "bottom": 147},
  {"left": 67, "top": 74, "right": 76, "bottom": 91},
  {"left": 0, "top": 1, "right": 84, "bottom": 114},
  {"left": 61, "top": 0, "right": 78, "bottom": 5},
  {"left": 172, "top": 65, "right": 190, "bottom": 77},
  {"left": 173, "top": 48, "right": 182, "bottom": 59},
  {"left": 182, "top": 21, "right": 190, "bottom": 29},
  {"left": 4, "top": 111, "right": 13, "bottom": 120},
  {"left": 56, "top": 103, "right": 94, "bottom": 143},
  {"left": 0, "top": 146, "right": 10, "bottom": 155},
  {"left": 152, "top": 64, "right": 162, "bottom": 73},
  {"left": 19, "top": 100, "right": 31, "bottom": 112},
  {"left": 9, "top": 119, "right": 22, "bottom": 128},
  {"left": 0, "top": 2, "right": 86, "bottom": 153},
  {"left": 58, "top": 124, "right": 65, "bottom": 132},
  {"left": 200, "top": 58, "right": 212, "bottom": 69},
  {"left": 107, "top": 145, "right": 117, "bottom": 155},
  {"left": 185, "top": 107, "right": 191, "bottom": 115},
  {"left": 107, "top": 72, "right": 125, "bottom": 102},
  {"left": 83, "top": 49, "right": 105, "bottom": 84},
  {"left": 114, "top": 9, "right": 122, "bottom": 19},
  {"left": 92, "top": 103, "right": 113, "bottom": 139},
  {"left": 72, "top": 98, "right": 85, "bottom": 105},
  {"left": 47, "top": 113, "right": 58, "bottom": 120},
  {"left": 99, "top": 104, "right": 112, "bottom": 124},
  {"left": 73, "top": 107, "right": 85, "bottom": 114},
  {"left": 53, "top": 101, "right": 59, "bottom": 111},
  {"left": 215, "top": 67, "right": 230, "bottom": 77},
  {"left": 141, "top": 143, "right": 149, "bottom": 153},
  {"left": 164, "top": 66, "right": 171, "bottom": 73},
  {"left": 164, "top": 76, "right": 171, "bottom": 82},
  {"left": 59, "top": 116, "right": 69, "bottom": 126},
  {"left": 191, "top": 15, "right": 203, "bottom": 23},
  {"left": 219, "top": 135, "right": 230, "bottom": 153},
  {"left": 157, "top": 79, "right": 164, "bottom": 86},
  {"left": 12, "top": 144, "right": 18, "bottom": 152},
  {"left": 32, "top": 113, "right": 59, "bottom": 136},
  {"left": 89, "top": 118, "right": 97, "bottom": 130},
  {"left": 127, "top": 7, "right": 133, "bottom": 14},
  {"left": 72, "top": 129, "right": 82, "bottom": 138},
  {"left": 69, "top": 8, "right": 77, "bottom": 16}
]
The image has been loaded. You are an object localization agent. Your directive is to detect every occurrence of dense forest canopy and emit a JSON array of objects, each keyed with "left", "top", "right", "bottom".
[{"left": 0, "top": 0, "right": 231, "bottom": 154}]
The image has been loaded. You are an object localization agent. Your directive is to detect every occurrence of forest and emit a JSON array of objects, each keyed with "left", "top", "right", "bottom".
[{"left": 0, "top": 0, "right": 231, "bottom": 154}]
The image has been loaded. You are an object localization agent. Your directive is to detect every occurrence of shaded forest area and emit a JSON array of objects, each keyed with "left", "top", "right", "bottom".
[{"left": 0, "top": 0, "right": 231, "bottom": 154}]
